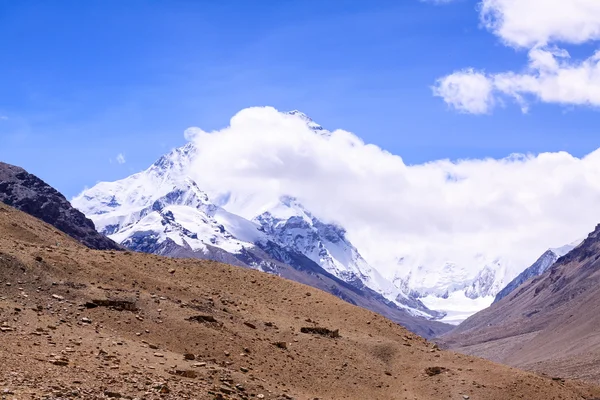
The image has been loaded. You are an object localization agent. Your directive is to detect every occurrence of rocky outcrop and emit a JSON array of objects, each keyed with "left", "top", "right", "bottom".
[{"left": 0, "top": 162, "right": 121, "bottom": 250}]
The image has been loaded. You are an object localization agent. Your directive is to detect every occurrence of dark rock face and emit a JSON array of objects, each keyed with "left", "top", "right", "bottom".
[
  {"left": 493, "top": 250, "right": 559, "bottom": 304},
  {"left": 0, "top": 162, "right": 121, "bottom": 250}
]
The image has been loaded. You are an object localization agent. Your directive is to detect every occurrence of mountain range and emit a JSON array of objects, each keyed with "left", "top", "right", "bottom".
[
  {"left": 71, "top": 111, "right": 585, "bottom": 326},
  {"left": 71, "top": 138, "right": 449, "bottom": 337}
]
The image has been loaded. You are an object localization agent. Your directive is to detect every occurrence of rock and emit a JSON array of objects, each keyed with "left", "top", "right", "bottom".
[
  {"left": 273, "top": 341, "right": 287, "bottom": 349},
  {"left": 240, "top": 367, "right": 249, "bottom": 373},
  {"left": 462, "top": 396, "right": 470, "bottom": 400},
  {"left": 425, "top": 366, "right": 448, "bottom": 376},
  {"left": 174, "top": 369, "right": 197, "bottom": 378},
  {"left": 52, "top": 294, "right": 64, "bottom": 301},
  {"left": 169, "top": 268, "right": 176, "bottom": 274},
  {"left": 183, "top": 353, "right": 195, "bottom": 360},
  {"left": 158, "top": 385, "right": 170, "bottom": 394},
  {"left": 149, "top": 344, "right": 159, "bottom": 350},
  {"left": 244, "top": 321, "right": 257, "bottom": 329},
  {"left": 153, "top": 353, "right": 164, "bottom": 357},
  {"left": 220, "top": 385, "right": 234, "bottom": 394},
  {"left": 186, "top": 315, "right": 218, "bottom": 324},
  {"left": 81, "top": 317, "right": 92, "bottom": 324},
  {"left": 300, "top": 327, "right": 340, "bottom": 338},
  {"left": 104, "top": 391, "right": 122, "bottom": 398}
]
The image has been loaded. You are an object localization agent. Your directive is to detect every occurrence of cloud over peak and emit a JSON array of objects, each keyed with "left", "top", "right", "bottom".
[{"left": 184, "top": 107, "right": 600, "bottom": 278}]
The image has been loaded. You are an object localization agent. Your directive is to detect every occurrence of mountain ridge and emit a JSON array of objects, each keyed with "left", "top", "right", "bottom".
[{"left": 0, "top": 161, "right": 121, "bottom": 251}]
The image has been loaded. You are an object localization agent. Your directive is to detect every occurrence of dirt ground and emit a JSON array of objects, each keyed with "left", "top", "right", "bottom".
[{"left": 1, "top": 202, "right": 599, "bottom": 400}]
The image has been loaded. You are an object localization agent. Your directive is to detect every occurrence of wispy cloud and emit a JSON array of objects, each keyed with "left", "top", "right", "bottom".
[
  {"left": 433, "top": 0, "right": 600, "bottom": 113},
  {"left": 0, "top": 115, "right": 8, "bottom": 121},
  {"left": 116, "top": 153, "right": 126, "bottom": 164}
]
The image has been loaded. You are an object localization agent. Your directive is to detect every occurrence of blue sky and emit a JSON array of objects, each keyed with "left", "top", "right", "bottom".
[{"left": 1, "top": 0, "right": 599, "bottom": 198}]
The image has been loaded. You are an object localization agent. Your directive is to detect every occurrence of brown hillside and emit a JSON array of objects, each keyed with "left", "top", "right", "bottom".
[
  {"left": 440, "top": 224, "right": 600, "bottom": 383},
  {"left": 1, "top": 202, "right": 599, "bottom": 399}
]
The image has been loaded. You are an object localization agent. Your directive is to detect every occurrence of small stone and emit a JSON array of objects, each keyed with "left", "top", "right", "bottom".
[
  {"left": 52, "top": 294, "right": 64, "bottom": 300},
  {"left": 104, "top": 391, "right": 122, "bottom": 398},
  {"left": 220, "top": 385, "right": 234, "bottom": 394},
  {"left": 257, "top": 395, "right": 265, "bottom": 399},
  {"left": 183, "top": 353, "right": 195, "bottom": 360},
  {"left": 462, "top": 396, "right": 470, "bottom": 400},
  {"left": 174, "top": 369, "right": 197, "bottom": 378},
  {"left": 153, "top": 353, "right": 164, "bottom": 357},
  {"left": 81, "top": 317, "right": 92, "bottom": 324},
  {"left": 240, "top": 367, "right": 249, "bottom": 373},
  {"left": 168, "top": 268, "right": 176, "bottom": 274}
]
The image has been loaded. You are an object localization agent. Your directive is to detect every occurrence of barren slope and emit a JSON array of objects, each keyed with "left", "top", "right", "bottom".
[
  {"left": 0, "top": 162, "right": 121, "bottom": 250},
  {"left": 441, "top": 224, "right": 600, "bottom": 383},
  {"left": 1, "top": 203, "right": 599, "bottom": 399}
]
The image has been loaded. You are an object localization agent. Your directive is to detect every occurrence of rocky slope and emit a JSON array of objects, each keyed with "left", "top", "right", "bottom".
[
  {"left": 493, "top": 242, "right": 579, "bottom": 303},
  {"left": 1, "top": 201, "right": 600, "bottom": 399},
  {"left": 0, "top": 162, "right": 120, "bottom": 250},
  {"left": 439, "top": 224, "right": 600, "bottom": 383}
]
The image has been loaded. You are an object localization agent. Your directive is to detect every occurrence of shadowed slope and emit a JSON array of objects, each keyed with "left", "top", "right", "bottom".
[{"left": 441, "top": 224, "right": 600, "bottom": 383}]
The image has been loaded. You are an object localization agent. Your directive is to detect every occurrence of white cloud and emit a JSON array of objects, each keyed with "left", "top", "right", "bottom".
[
  {"left": 0, "top": 115, "right": 8, "bottom": 121},
  {"left": 480, "top": 0, "right": 600, "bottom": 48},
  {"left": 433, "top": 69, "right": 495, "bottom": 114},
  {"left": 434, "top": 0, "right": 600, "bottom": 113},
  {"left": 116, "top": 153, "right": 126, "bottom": 164},
  {"left": 436, "top": 47, "right": 600, "bottom": 114},
  {"left": 186, "top": 107, "right": 600, "bottom": 279}
]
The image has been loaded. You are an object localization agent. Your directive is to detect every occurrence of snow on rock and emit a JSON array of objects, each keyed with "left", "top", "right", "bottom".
[
  {"left": 73, "top": 109, "right": 579, "bottom": 323},
  {"left": 252, "top": 196, "right": 436, "bottom": 316},
  {"left": 493, "top": 239, "right": 582, "bottom": 304}
]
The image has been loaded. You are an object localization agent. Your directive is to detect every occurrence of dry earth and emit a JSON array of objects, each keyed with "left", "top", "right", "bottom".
[{"left": 1, "top": 202, "right": 600, "bottom": 400}]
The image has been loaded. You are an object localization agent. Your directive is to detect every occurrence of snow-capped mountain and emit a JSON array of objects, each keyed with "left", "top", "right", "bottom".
[
  {"left": 72, "top": 109, "right": 583, "bottom": 325},
  {"left": 493, "top": 241, "right": 581, "bottom": 304},
  {"left": 72, "top": 113, "right": 446, "bottom": 324},
  {"left": 252, "top": 196, "right": 436, "bottom": 316},
  {"left": 393, "top": 254, "right": 520, "bottom": 324}
]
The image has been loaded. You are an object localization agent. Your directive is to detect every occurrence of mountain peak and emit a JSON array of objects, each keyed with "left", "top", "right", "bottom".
[{"left": 286, "top": 110, "right": 326, "bottom": 133}]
